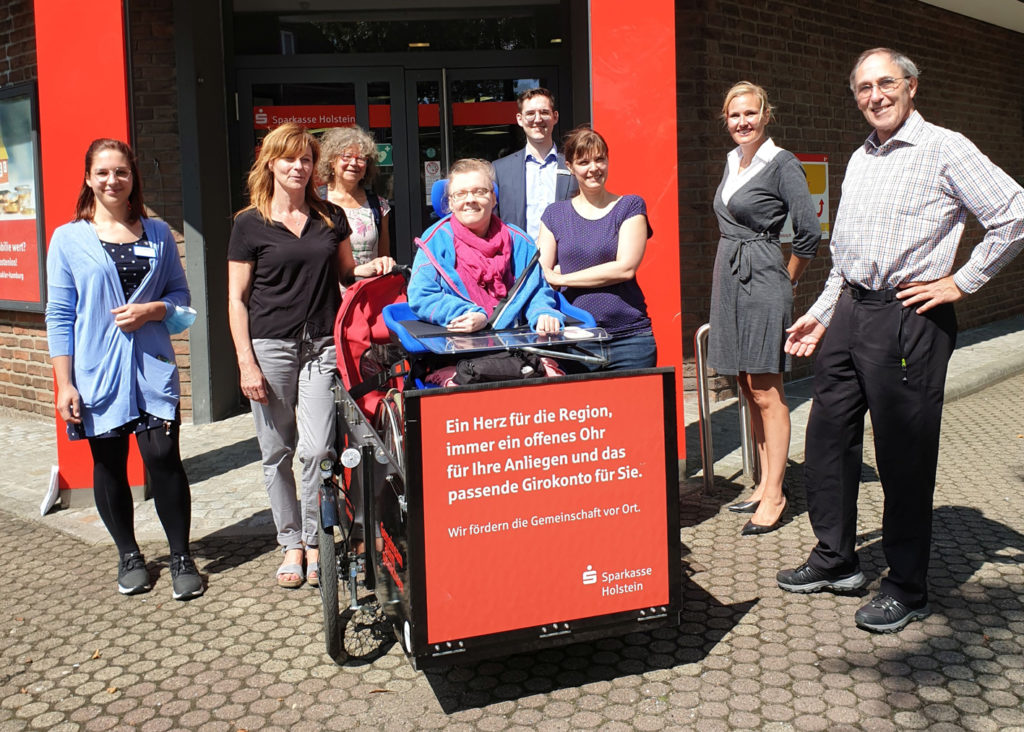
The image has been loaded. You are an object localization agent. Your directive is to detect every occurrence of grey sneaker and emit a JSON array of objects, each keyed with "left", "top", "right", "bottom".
[
  {"left": 777, "top": 562, "right": 866, "bottom": 594},
  {"left": 854, "top": 593, "right": 930, "bottom": 633},
  {"left": 117, "top": 551, "right": 152, "bottom": 595},
  {"left": 170, "top": 554, "right": 204, "bottom": 600}
]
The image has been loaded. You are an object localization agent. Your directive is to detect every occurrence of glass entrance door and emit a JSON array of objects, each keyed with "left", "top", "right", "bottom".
[
  {"left": 237, "top": 67, "right": 411, "bottom": 258},
  {"left": 236, "top": 65, "right": 561, "bottom": 262},
  {"left": 403, "top": 68, "right": 561, "bottom": 235}
]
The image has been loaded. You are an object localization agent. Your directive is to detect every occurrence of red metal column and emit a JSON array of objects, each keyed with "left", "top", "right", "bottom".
[
  {"left": 589, "top": 0, "right": 684, "bottom": 456},
  {"left": 34, "top": 0, "right": 144, "bottom": 500}
]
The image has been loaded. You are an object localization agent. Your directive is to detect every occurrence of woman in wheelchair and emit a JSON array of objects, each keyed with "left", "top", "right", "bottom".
[{"left": 408, "top": 158, "right": 563, "bottom": 337}]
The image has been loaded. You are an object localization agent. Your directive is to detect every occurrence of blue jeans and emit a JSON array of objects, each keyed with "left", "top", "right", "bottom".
[{"left": 593, "top": 330, "right": 658, "bottom": 371}]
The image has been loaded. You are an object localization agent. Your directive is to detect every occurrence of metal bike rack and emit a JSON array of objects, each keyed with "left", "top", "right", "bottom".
[
  {"left": 694, "top": 324, "right": 759, "bottom": 493},
  {"left": 737, "top": 392, "right": 759, "bottom": 484},
  {"left": 694, "top": 325, "right": 715, "bottom": 494}
]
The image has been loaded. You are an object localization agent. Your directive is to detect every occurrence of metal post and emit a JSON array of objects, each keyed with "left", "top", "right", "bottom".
[
  {"left": 694, "top": 325, "right": 714, "bottom": 493},
  {"left": 695, "top": 323, "right": 760, "bottom": 490},
  {"left": 738, "top": 391, "right": 760, "bottom": 483}
]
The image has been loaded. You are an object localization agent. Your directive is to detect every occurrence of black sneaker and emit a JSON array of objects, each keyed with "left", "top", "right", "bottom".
[
  {"left": 170, "top": 554, "right": 204, "bottom": 601},
  {"left": 777, "top": 562, "right": 867, "bottom": 594},
  {"left": 855, "top": 592, "right": 930, "bottom": 633},
  {"left": 118, "top": 551, "right": 152, "bottom": 595}
]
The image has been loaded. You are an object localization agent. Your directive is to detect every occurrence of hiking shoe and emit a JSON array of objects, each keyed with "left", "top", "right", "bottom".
[
  {"left": 777, "top": 562, "right": 866, "bottom": 594},
  {"left": 855, "top": 592, "right": 930, "bottom": 633},
  {"left": 170, "top": 554, "right": 204, "bottom": 600},
  {"left": 118, "top": 551, "right": 152, "bottom": 595}
]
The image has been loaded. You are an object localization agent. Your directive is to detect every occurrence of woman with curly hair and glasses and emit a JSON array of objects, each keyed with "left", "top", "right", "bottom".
[{"left": 318, "top": 125, "right": 391, "bottom": 271}]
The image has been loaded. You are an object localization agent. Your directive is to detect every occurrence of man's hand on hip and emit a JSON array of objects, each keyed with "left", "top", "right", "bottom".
[{"left": 897, "top": 276, "right": 964, "bottom": 313}]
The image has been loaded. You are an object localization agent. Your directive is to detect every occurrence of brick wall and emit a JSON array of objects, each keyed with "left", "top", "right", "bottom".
[
  {"left": 0, "top": 0, "right": 34, "bottom": 87},
  {"left": 0, "top": 311, "right": 50, "bottom": 417},
  {"left": 677, "top": 0, "right": 1024, "bottom": 396},
  {"left": 0, "top": 0, "right": 191, "bottom": 420}
]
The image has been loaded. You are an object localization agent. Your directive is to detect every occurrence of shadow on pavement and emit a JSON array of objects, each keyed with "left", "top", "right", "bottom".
[
  {"left": 804, "top": 504, "right": 1024, "bottom": 710},
  {"left": 184, "top": 522, "right": 279, "bottom": 574},
  {"left": 182, "top": 436, "right": 261, "bottom": 484},
  {"left": 424, "top": 576, "right": 756, "bottom": 714},
  {"left": 682, "top": 412, "right": 742, "bottom": 478},
  {"left": 854, "top": 505, "right": 1024, "bottom": 599}
]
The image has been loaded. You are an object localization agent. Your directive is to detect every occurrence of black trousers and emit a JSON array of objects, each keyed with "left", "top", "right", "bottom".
[
  {"left": 803, "top": 287, "right": 956, "bottom": 608},
  {"left": 88, "top": 423, "right": 192, "bottom": 558}
]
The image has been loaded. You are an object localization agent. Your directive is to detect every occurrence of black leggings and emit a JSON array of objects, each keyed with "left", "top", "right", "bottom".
[{"left": 88, "top": 424, "right": 192, "bottom": 556}]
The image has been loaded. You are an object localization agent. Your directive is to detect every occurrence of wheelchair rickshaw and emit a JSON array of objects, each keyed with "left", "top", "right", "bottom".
[{"left": 316, "top": 217, "right": 681, "bottom": 670}]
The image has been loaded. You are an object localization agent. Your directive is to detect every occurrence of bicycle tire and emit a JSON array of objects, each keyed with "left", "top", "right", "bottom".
[{"left": 318, "top": 506, "right": 342, "bottom": 661}]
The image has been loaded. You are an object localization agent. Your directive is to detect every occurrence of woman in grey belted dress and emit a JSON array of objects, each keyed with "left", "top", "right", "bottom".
[{"left": 709, "top": 82, "right": 821, "bottom": 535}]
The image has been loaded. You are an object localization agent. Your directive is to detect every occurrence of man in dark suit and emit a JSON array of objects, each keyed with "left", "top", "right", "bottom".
[{"left": 493, "top": 88, "right": 578, "bottom": 239}]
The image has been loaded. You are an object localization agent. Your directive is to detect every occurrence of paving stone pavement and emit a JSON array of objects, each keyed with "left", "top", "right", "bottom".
[{"left": 1, "top": 371, "right": 1022, "bottom": 729}]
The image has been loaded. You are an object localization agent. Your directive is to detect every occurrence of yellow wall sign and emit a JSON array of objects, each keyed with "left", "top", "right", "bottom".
[{"left": 781, "top": 153, "right": 829, "bottom": 242}]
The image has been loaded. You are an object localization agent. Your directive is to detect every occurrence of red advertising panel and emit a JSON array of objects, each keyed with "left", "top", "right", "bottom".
[
  {"left": 254, "top": 104, "right": 361, "bottom": 130},
  {"left": 35, "top": 0, "right": 140, "bottom": 494},
  {"left": 0, "top": 219, "right": 40, "bottom": 303},
  {"left": 450, "top": 101, "right": 518, "bottom": 126},
  {"left": 416, "top": 373, "right": 671, "bottom": 643},
  {"left": 591, "top": 0, "right": 684, "bottom": 457},
  {"left": 0, "top": 85, "right": 45, "bottom": 310}
]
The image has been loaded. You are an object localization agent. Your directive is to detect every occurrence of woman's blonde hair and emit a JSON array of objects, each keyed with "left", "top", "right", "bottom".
[
  {"left": 317, "top": 125, "right": 378, "bottom": 188},
  {"left": 447, "top": 158, "right": 496, "bottom": 187},
  {"left": 238, "top": 122, "right": 332, "bottom": 226},
  {"left": 721, "top": 81, "right": 773, "bottom": 125}
]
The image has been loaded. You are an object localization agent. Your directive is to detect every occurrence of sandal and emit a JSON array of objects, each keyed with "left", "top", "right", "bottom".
[
  {"left": 276, "top": 548, "right": 305, "bottom": 589},
  {"left": 306, "top": 548, "right": 320, "bottom": 588}
]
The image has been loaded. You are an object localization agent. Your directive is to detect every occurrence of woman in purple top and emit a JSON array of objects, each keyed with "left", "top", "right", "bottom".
[{"left": 537, "top": 126, "right": 656, "bottom": 370}]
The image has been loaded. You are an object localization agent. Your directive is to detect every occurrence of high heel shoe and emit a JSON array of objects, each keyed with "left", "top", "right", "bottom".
[
  {"left": 741, "top": 518, "right": 782, "bottom": 535},
  {"left": 742, "top": 494, "right": 788, "bottom": 536},
  {"left": 728, "top": 499, "right": 760, "bottom": 513}
]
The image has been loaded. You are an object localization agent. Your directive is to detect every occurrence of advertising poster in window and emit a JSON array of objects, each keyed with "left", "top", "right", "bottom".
[
  {"left": 413, "top": 371, "right": 676, "bottom": 644},
  {"left": 0, "top": 84, "right": 45, "bottom": 311}
]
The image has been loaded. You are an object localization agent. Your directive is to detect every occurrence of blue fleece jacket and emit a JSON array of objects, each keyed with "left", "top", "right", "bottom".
[
  {"left": 408, "top": 216, "right": 563, "bottom": 330},
  {"left": 45, "top": 218, "right": 190, "bottom": 436}
]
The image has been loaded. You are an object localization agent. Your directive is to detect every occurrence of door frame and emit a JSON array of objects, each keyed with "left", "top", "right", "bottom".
[
  {"left": 235, "top": 63, "right": 566, "bottom": 263},
  {"left": 400, "top": 65, "right": 563, "bottom": 248},
  {"left": 235, "top": 66, "right": 415, "bottom": 261}
]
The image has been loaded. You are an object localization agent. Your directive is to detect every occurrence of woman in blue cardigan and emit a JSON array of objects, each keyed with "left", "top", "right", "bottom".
[{"left": 45, "top": 139, "right": 202, "bottom": 600}]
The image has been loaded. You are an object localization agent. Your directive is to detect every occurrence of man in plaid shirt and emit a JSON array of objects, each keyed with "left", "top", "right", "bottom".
[{"left": 776, "top": 47, "right": 1024, "bottom": 633}]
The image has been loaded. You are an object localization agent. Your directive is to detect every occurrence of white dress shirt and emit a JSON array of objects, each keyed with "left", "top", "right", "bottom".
[{"left": 524, "top": 144, "right": 559, "bottom": 240}]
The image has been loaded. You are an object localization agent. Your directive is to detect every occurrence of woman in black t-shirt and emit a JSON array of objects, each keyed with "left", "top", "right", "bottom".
[{"left": 227, "top": 123, "right": 394, "bottom": 589}]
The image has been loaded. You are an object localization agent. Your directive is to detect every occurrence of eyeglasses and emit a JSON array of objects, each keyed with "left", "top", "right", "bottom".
[
  {"left": 448, "top": 187, "right": 492, "bottom": 202},
  {"left": 93, "top": 168, "right": 132, "bottom": 180},
  {"left": 854, "top": 77, "right": 909, "bottom": 100},
  {"left": 521, "top": 109, "right": 554, "bottom": 121},
  {"left": 337, "top": 154, "right": 371, "bottom": 166}
]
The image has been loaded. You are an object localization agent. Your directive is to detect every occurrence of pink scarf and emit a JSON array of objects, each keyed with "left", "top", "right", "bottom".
[{"left": 450, "top": 215, "right": 514, "bottom": 315}]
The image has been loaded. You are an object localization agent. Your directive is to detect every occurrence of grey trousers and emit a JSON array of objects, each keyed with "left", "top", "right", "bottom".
[{"left": 250, "top": 337, "right": 337, "bottom": 551}]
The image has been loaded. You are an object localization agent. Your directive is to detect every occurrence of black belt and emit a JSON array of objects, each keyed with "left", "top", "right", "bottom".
[{"left": 847, "top": 284, "right": 898, "bottom": 303}]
